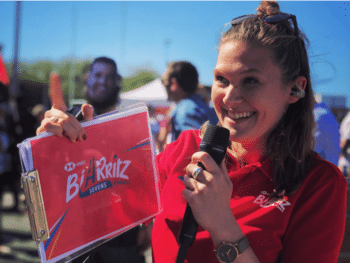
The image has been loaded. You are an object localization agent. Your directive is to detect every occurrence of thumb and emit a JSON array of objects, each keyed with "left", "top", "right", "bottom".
[
  {"left": 81, "top": 104, "right": 94, "bottom": 121},
  {"left": 49, "top": 72, "right": 68, "bottom": 111}
]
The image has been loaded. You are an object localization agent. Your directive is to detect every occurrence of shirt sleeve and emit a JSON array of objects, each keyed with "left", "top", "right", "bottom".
[
  {"left": 314, "top": 109, "right": 340, "bottom": 166},
  {"left": 173, "top": 102, "right": 205, "bottom": 132},
  {"left": 280, "top": 164, "right": 347, "bottom": 263}
]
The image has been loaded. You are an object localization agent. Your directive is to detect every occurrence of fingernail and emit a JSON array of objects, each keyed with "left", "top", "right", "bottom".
[{"left": 178, "top": 176, "right": 184, "bottom": 181}]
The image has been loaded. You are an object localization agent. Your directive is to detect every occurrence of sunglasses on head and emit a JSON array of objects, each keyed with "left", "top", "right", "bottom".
[{"left": 230, "top": 13, "right": 299, "bottom": 37}]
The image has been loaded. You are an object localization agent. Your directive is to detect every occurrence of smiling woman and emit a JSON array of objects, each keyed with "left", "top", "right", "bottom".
[
  {"left": 151, "top": 1, "right": 347, "bottom": 263},
  {"left": 215, "top": 0, "right": 317, "bottom": 197},
  {"left": 35, "top": 1, "right": 347, "bottom": 263}
]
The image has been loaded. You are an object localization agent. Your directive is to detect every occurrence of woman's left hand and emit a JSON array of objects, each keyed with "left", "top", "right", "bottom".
[{"left": 182, "top": 151, "right": 235, "bottom": 237}]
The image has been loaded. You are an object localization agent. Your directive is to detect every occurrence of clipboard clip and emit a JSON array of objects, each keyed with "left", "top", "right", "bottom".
[{"left": 21, "top": 170, "right": 50, "bottom": 243}]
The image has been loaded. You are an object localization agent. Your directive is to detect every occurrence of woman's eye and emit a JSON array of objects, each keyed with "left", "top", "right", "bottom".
[
  {"left": 243, "top": 77, "right": 259, "bottom": 84},
  {"left": 216, "top": 76, "right": 228, "bottom": 84}
]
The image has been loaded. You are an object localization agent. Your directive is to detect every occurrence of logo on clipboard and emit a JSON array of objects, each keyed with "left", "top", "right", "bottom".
[
  {"left": 64, "top": 162, "right": 76, "bottom": 172},
  {"left": 64, "top": 160, "right": 86, "bottom": 172},
  {"left": 66, "top": 155, "right": 131, "bottom": 203}
]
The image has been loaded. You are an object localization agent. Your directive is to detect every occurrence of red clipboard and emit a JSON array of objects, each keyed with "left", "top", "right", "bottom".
[{"left": 18, "top": 103, "right": 161, "bottom": 263}]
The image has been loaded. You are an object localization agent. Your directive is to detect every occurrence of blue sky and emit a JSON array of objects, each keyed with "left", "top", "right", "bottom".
[{"left": 1, "top": 1, "right": 349, "bottom": 106}]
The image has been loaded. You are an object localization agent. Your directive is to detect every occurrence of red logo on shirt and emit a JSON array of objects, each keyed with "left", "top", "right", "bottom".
[{"left": 253, "top": 191, "right": 291, "bottom": 213}]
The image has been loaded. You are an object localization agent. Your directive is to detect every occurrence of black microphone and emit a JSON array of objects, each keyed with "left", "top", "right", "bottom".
[{"left": 176, "top": 124, "right": 230, "bottom": 263}]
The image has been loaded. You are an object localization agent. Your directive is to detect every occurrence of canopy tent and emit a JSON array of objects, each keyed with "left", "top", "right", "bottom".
[{"left": 119, "top": 78, "right": 171, "bottom": 108}]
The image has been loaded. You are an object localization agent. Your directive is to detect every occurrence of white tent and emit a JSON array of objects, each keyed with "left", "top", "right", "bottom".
[{"left": 119, "top": 78, "right": 171, "bottom": 107}]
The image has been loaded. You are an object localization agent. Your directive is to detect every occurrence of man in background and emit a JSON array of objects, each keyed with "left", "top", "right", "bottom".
[{"left": 161, "top": 61, "right": 218, "bottom": 142}]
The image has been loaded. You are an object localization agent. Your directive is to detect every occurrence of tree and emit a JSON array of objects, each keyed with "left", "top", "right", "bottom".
[{"left": 5, "top": 59, "right": 159, "bottom": 104}]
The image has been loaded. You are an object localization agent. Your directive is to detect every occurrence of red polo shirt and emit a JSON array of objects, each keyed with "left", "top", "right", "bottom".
[{"left": 152, "top": 130, "right": 347, "bottom": 263}]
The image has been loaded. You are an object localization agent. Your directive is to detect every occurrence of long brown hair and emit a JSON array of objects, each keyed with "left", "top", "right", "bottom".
[{"left": 218, "top": 1, "right": 315, "bottom": 196}]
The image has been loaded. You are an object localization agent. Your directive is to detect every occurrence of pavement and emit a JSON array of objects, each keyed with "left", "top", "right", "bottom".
[{"left": 0, "top": 191, "right": 152, "bottom": 263}]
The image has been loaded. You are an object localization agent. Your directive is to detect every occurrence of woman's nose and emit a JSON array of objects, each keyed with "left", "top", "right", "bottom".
[{"left": 222, "top": 85, "right": 243, "bottom": 106}]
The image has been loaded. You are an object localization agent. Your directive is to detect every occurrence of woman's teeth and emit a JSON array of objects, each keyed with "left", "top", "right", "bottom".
[{"left": 229, "top": 112, "right": 254, "bottom": 120}]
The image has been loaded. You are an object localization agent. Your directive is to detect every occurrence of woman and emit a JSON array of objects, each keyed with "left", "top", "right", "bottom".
[{"left": 38, "top": 1, "right": 347, "bottom": 262}]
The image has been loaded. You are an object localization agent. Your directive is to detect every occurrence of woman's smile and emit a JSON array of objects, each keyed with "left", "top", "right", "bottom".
[{"left": 226, "top": 110, "right": 256, "bottom": 121}]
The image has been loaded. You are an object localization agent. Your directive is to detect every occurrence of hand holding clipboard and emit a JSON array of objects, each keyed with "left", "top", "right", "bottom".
[{"left": 36, "top": 72, "right": 94, "bottom": 142}]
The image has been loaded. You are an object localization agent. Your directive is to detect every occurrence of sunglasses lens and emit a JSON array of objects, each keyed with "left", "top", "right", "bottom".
[{"left": 263, "top": 13, "right": 293, "bottom": 23}]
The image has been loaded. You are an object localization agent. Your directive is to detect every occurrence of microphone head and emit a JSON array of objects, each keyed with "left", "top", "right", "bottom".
[
  {"left": 199, "top": 124, "right": 230, "bottom": 163},
  {"left": 201, "top": 124, "right": 230, "bottom": 147}
]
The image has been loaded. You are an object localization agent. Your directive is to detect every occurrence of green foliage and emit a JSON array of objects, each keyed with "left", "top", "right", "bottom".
[
  {"left": 122, "top": 70, "right": 158, "bottom": 93},
  {"left": 6, "top": 59, "right": 92, "bottom": 100},
  {"left": 5, "top": 59, "right": 159, "bottom": 100}
]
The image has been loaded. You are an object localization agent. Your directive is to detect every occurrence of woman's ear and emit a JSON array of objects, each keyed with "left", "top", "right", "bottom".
[
  {"left": 170, "top": 77, "right": 178, "bottom": 92},
  {"left": 288, "top": 76, "right": 307, "bottom": 104}
]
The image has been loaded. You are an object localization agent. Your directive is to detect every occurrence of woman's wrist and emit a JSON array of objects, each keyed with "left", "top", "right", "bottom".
[{"left": 209, "top": 212, "right": 244, "bottom": 247}]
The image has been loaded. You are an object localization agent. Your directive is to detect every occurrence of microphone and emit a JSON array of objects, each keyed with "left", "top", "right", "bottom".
[{"left": 176, "top": 124, "right": 230, "bottom": 263}]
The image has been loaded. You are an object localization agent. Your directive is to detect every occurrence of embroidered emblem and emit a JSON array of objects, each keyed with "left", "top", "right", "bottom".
[{"left": 253, "top": 191, "right": 291, "bottom": 213}]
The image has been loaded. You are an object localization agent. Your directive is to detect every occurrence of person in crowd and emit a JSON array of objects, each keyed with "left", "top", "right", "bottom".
[
  {"left": 197, "top": 84, "right": 219, "bottom": 124},
  {"left": 339, "top": 111, "right": 350, "bottom": 176},
  {"left": 0, "top": 100, "right": 13, "bottom": 198},
  {"left": 36, "top": 1, "right": 347, "bottom": 262},
  {"left": 313, "top": 101, "right": 340, "bottom": 165},
  {"left": 39, "top": 56, "right": 148, "bottom": 263},
  {"left": 83, "top": 57, "right": 122, "bottom": 115},
  {"left": 0, "top": 53, "right": 16, "bottom": 259},
  {"left": 0, "top": 53, "right": 34, "bottom": 216},
  {"left": 0, "top": 82, "right": 11, "bottom": 259},
  {"left": 148, "top": 105, "right": 161, "bottom": 155},
  {"left": 196, "top": 84, "right": 212, "bottom": 105},
  {"left": 162, "top": 61, "right": 219, "bottom": 142},
  {"left": 338, "top": 140, "right": 350, "bottom": 177}
]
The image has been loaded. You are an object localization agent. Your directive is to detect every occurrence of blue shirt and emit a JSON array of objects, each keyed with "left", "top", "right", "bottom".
[
  {"left": 314, "top": 102, "right": 340, "bottom": 166},
  {"left": 171, "top": 94, "right": 218, "bottom": 141}
]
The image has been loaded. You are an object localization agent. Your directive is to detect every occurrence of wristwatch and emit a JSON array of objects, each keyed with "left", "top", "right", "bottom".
[{"left": 214, "top": 236, "right": 250, "bottom": 263}]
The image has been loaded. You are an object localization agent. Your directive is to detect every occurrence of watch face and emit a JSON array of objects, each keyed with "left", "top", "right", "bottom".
[{"left": 217, "top": 243, "right": 238, "bottom": 263}]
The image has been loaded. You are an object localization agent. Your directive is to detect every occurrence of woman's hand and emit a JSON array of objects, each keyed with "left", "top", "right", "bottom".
[
  {"left": 182, "top": 151, "right": 241, "bottom": 245},
  {"left": 183, "top": 152, "right": 261, "bottom": 262},
  {"left": 36, "top": 72, "right": 94, "bottom": 142},
  {"left": 36, "top": 104, "right": 94, "bottom": 142}
]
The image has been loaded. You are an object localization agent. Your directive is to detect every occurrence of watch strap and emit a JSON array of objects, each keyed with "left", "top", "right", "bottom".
[
  {"left": 214, "top": 235, "right": 250, "bottom": 262},
  {"left": 235, "top": 235, "right": 250, "bottom": 254}
]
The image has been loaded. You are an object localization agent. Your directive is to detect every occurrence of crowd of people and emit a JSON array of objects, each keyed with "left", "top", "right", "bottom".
[
  {"left": 0, "top": 53, "right": 44, "bottom": 258},
  {"left": 1, "top": 0, "right": 350, "bottom": 262}
]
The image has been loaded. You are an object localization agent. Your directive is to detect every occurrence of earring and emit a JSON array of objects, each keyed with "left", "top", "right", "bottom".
[{"left": 290, "top": 83, "right": 305, "bottom": 98}]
